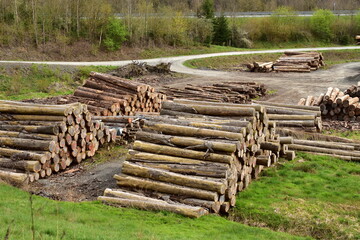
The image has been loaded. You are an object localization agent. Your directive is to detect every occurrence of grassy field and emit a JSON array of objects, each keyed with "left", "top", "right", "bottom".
[
  {"left": 184, "top": 49, "right": 360, "bottom": 70},
  {"left": 0, "top": 65, "right": 118, "bottom": 101},
  {"left": 231, "top": 152, "right": 360, "bottom": 240},
  {"left": 0, "top": 184, "right": 308, "bottom": 240}
]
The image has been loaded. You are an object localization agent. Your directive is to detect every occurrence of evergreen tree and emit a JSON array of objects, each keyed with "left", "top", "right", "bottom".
[
  {"left": 212, "top": 15, "right": 231, "bottom": 45},
  {"left": 198, "top": 0, "right": 214, "bottom": 19}
]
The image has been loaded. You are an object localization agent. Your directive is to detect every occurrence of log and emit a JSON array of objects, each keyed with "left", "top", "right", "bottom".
[
  {"left": 0, "top": 147, "right": 49, "bottom": 163},
  {"left": 142, "top": 121, "right": 243, "bottom": 141},
  {"left": 288, "top": 144, "right": 360, "bottom": 157},
  {"left": 0, "top": 114, "right": 66, "bottom": 122},
  {"left": 0, "top": 158, "right": 41, "bottom": 172},
  {"left": 256, "top": 155, "right": 271, "bottom": 167},
  {"left": 0, "top": 125, "right": 59, "bottom": 135},
  {"left": 98, "top": 196, "right": 208, "bottom": 218},
  {"left": 293, "top": 139, "right": 354, "bottom": 151},
  {"left": 122, "top": 162, "right": 227, "bottom": 193},
  {"left": 104, "top": 188, "right": 167, "bottom": 204},
  {"left": 0, "top": 169, "right": 28, "bottom": 184},
  {"left": 114, "top": 174, "right": 218, "bottom": 201},
  {"left": 135, "top": 131, "right": 237, "bottom": 153},
  {"left": 0, "top": 130, "right": 57, "bottom": 141},
  {"left": 283, "top": 151, "right": 296, "bottom": 160},
  {"left": 162, "top": 101, "right": 256, "bottom": 117},
  {"left": 133, "top": 141, "right": 233, "bottom": 164},
  {"left": 253, "top": 100, "right": 320, "bottom": 111},
  {"left": 0, "top": 137, "right": 56, "bottom": 152},
  {"left": 267, "top": 114, "right": 316, "bottom": 120}
]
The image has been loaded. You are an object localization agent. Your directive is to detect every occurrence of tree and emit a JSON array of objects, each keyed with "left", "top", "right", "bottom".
[
  {"left": 310, "top": 9, "right": 335, "bottom": 42},
  {"left": 103, "top": 18, "right": 128, "bottom": 51},
  {"left": 198, "top": 0, "right": 214, "bottom": 19},
  {"left": 212, "top": 15, "right": 230, "bottom": 45}
]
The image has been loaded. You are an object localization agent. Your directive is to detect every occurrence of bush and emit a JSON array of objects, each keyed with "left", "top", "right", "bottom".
[
  {"left": 230, "top": 26, "right": 253, "bottom": 48},
  {"left": 188, "top": 18, "right": 213, "bottom": 45},
  {"left": 103, "top": 18, "right": 128, "bottom": 51},
  {"left": 310, "top": 9, "right": 335, "bottom": 42}
]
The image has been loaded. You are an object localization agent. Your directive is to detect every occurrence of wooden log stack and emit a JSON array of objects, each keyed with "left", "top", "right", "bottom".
[
  {"left": 298, "top": 86, "right": 360, "bottom": 121},
  {"left": 98, "top": 99, "right": 295, "bottom": 217},
  {"left": 55, "top": 72, "right": 166, "bottom": 116},
  {"left": 0, "top": 100, "right": 116, "bottom": 184},
  {"left": 248, "top": 62, "right": 274, "bottom": 72},
  {"left": 273, "top": 51, "right": 324, "bottom": 72},
  {"left": 277, "top": 128, "right": 360, "bottom": 162},
  {"left": 160, "top": 82, "right": 266, "bottom": 103},
  {"left": 253, "top": 100, "right": 322, "bottom": 132}
]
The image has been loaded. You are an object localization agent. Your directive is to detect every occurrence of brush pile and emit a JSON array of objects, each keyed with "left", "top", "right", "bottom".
[
  {"left": 298, "top": 86, "right": 360, "bottom": 121},
  {"left": 160, "top": 82, "right": 266, "bottom": 103},
  {"left": 109, "top": 62, "right": 172, "bottom": 79},
  {"left": 56, "top": 72, "right": 166, "bottom": 116},
  {"left": 98, "top": 99, "right": 295, "bottom": 218},
  {"left": 273, "top": 51, "right": 324, "bottom": 72},
  {"left": 0, "top": 100, "right": 116, "bottom": 184}
]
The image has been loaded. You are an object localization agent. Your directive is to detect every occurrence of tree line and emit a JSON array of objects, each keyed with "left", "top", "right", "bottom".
[{"left": 0, "top": 0, "right": 359, "bottom": 52}]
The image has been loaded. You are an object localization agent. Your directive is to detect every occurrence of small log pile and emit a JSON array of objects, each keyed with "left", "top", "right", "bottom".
[
  {"left": 0, "top": 100, "right": 116, "bottom": 184},
  {"left": 356, "top": 35, "right": 360, "bottom": 45},
  {"left": 273, "top": 51, "right": 324, "bottom": 72},
  {"left": 55, "top": 72, "right": 166, "bottom": 116},
  {"left": 277, "top": 128, "right": 360, "bottom": 162},
  {"left": 253, "top": 100, "right": 322, "bottom": 132},
  {"left": 248, "top": 62, "right": 273, "bottom": 72},
  {"left": 98, "top": 99, "right": 295, "bottom": 218},
  {"left": 298, "top": 86, "right": 360, "bottom": 121},
  {"left": 160, "top": 82, "right": 266, "bottom": 103},
  {"left": 92, "top": 116, "right": 144, "bottom": 144}
]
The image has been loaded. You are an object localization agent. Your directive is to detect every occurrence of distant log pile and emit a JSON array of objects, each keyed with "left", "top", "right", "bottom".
[
  {"left": 356, "top": 35, "right": 360, "bottom": 45},
  {"left": 248, "top": 51, "right": 324, "bottom": 73},
  {"left": 160, "top": 82, "right": 266, "bottom": 103},
  {"left": 99, "top": 99, "right": 295, "bottom": 217},
  {"left": 277, "top": 128, "right": 360, "bottom": 162},
  {"left": 54, "top": 72, "right": 166, "bottom": 116},
  {"left": 253, "top": 100, "right": 322, "bottom": 132},
  {"left": 0, "top": 100, "right": 116, "bottom": 184},
  {"left": 298, "top": 85, "right": 360, "bottom": 121}
]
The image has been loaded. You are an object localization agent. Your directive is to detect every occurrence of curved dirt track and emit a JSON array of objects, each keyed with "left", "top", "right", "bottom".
[{"left": 1, "top": 46, "right": 359, "bottom": 104}]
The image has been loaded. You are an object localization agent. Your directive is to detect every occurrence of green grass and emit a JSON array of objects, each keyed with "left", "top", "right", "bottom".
[
  {"left": 231, "top": 153, "right": 360, "bottom": 240},
  {"left": 0, "top": 64, "right": 118, "bottom": 101},
  {"left": 0, "top": 184, "right": 307, "bottom": 240},
  {"left": 322, "top": 130, "right": 360, "bottom": 141},
  {"left": 184, "top": 49, "right": 360, "bottom": 70}
]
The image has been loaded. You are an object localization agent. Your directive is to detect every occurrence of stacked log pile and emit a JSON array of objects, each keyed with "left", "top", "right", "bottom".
[
  {"left": 273, "top": 51, "right": 324, "bottom": 72},
  {"left": 298, "top": 86, "right": 360, "bottom": 121},
  {"left": 160, "top": 82, "right": 266, "bottom": 103},
  {"left": 53, "top": 72, "right": 166, "bottom": 116},
  {"left": 0, "top": 100, "right": 116, "bottom": 184},
  {"left": 277, "top": 128, "right": 360, "bottom": 162},
  {"left": 98, "top": 99, "right": 295, "bottom": 217},
  {"left": 253, "top": 101, "right": 322, "bottom": 132}
]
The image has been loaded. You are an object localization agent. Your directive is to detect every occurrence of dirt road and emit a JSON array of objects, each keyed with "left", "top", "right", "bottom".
[{"left": 1, "top": 46, "right": 359, "bottom": 103}]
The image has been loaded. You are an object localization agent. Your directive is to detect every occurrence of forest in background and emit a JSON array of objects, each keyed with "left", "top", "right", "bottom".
[{"left": 0, "top": 0, "right": 359, "bottom": 55}]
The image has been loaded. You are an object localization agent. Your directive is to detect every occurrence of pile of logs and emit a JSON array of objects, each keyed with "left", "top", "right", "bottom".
[
  {"left": 356, "top": 35, "right": 360, "bottom": 45},
  {"left": 253, "top": 101, "right": 322, "bottom": 132},
  {"left": 273, "top": 51, "right": 324, "bottom": 72},
  {"left": 92, "top": 116, "right": 144, "bottom": 144},
  {"left": 0, "top": 100, "right": 116, "bottom": 184},
  {"left": 160, "top": 82, "right": 266, "bottom": 103},
  {"left": 277, "top": 128, "right": 360, "bottom": 162},
  {"left": 98, "top": 99, "right": 295, "bottom": 218},
  {"left": 345, "top": 83, "right": 360, "bottom": 98},
  {"left": 58, "top": 72, "right": 166, "bottom": 116},
  {"left": 298, "top": 86, "right": 360, "bottom": 121},
  {"left": 247, "top": 62, "right": 273, "bottom": 72}
]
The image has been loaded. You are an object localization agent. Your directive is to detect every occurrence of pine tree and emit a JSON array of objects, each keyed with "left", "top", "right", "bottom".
[{"left": 212, "top": 15, "right": 231, "bottom": 45}]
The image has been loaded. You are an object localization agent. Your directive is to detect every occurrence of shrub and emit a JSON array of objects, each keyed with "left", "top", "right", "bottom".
[
  {"left": 103, "top": 18, "right": 128, "bottom": 51},
  {"left": 198, "top": 0, "right": 215, "bottom": 19},
  {"left": 310, "top": 9, "right": 336, "bottom": 42},
  {"left": 188, "top": 18, "right": 213, "bottom": 45}
]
